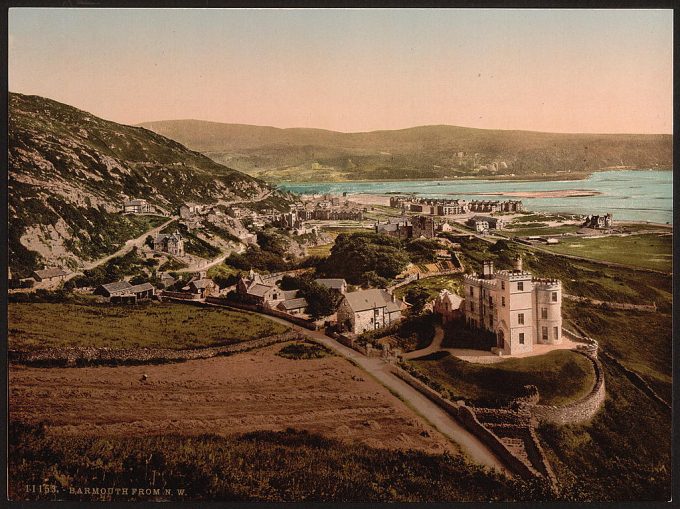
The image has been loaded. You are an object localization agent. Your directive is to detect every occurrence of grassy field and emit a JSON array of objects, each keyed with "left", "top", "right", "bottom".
[
  {"left": 9, "top": 423, "right": 554, "bottom": 502},
  {"left": 563, "top": 300, "right": 671, "bottom": 403},
  {"left": 504, "top": 224, "right": 582, "bottom": 237},
  {"left": 8, "top": 301, "right": 289, "bottom": 351},
  {"left": 408, "top": 350, "right": 595, "bottom": 407},
  {"left": 393, "top": 274, "right": 464, "bottom": 300},
  {"left": 540, "top": 233, "right": 672, "bottom": 272}
]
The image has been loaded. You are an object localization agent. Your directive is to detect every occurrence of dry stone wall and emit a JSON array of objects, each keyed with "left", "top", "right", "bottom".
[{"left": 9, "top": 331, "right": 303, "bottom": 367}]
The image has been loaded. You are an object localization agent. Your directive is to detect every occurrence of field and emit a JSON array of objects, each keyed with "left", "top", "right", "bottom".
[
  {"left": 8, "top": 302, "right": 288, "bottom": 351},
  {"left": 408, "top": 350, "right": 595, "bottom": 407},
  {"left": 9, "top": 343, "right": 455, "bottom": 454},
  {"left": 504, "top": 224, "right": 582, "bottom": 237},
  {"left": 540, "top": 233, "right": 672, "bottom": 272}
]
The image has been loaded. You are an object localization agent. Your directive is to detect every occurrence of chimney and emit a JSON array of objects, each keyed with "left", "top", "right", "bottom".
[
  {"left": 482, "top": 260, "right": 494, "bottom": 279},
  {"left": 514, "top": 255, "right": 523, "bottom": 272}
]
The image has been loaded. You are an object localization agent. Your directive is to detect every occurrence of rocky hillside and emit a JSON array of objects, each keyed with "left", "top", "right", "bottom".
[
  {"left": 139, "top": 120, "right": 673, "bottom": 182},
  {"left": 8, "top": 93, "right": 277, "bottom": 277}
]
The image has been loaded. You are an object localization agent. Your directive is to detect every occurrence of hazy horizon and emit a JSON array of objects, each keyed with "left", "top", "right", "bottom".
[{"left": 9, "top": 8, "right": 673, "bottom": 135}]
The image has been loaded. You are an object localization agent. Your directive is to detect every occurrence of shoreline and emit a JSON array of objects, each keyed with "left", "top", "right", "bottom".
[{"left": 273, "top": 167, "right": 672, "bottom": 187}]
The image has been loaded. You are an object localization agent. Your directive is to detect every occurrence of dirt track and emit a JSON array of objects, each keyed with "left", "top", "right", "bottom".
[{"left": 9, "top": 343, "right": 456, "bottom": 455}]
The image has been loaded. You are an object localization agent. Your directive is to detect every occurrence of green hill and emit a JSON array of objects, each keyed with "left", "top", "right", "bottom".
[
  {"left": 9, "top": 93, "right": 273, "bottom": 277},
  {"left": 138, "top": 120, "right": 673, "bottom": 182}
]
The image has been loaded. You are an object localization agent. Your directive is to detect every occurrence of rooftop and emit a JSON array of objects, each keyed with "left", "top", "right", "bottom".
[{"left": 343, "top": 288, "right": 400, "bottom": 313}]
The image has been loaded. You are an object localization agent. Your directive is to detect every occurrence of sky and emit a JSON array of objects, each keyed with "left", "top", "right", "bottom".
[{"left": 8, "top": 8, "right": 674, "bottom": 134}]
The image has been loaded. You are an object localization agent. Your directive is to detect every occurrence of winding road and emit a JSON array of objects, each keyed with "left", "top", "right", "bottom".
[{"left": 219, "top": 309, "right": 510, "bottom": 475}]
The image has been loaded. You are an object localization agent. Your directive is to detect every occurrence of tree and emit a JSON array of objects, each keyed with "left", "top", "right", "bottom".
[
  {"left": 144, "top": 235, "right": 154, "bottom": 249},
  {"left": 404, "top": 287, "right": 430, "bottom": 315}
]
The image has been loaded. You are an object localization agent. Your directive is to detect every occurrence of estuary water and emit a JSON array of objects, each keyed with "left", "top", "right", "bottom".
[{"left": 278, "top": 170, "right": 673, "bottom": 224}]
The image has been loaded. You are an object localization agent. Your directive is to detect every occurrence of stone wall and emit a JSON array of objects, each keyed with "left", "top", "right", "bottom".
[
  {"left": 204, "top": 297, "right": 319, "bottom": 330},
  {"left": 9, "top": 331, "right": 303, "bottom": 367},
  {"left": 527, "top": 352, "right": 605, "bottom": 425}
]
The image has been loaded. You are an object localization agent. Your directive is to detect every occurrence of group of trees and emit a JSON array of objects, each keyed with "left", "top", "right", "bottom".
[
  {"left": 319, "top": 232, "right": 410, "bottom": 285},
  {"left": 279, "top": 275, "right": 342, "bottom": 319}
]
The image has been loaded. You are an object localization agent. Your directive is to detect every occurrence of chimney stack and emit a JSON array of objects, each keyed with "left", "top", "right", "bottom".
[
  {"left": 514, "top": 255, "right": 523, "bottom": 272},
  {"left": 482, "top": 260, "right": 494, "bottom": 279}
]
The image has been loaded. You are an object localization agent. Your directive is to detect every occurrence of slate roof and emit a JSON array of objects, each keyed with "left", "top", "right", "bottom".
[
  {"left": 279, "top": 297, "right": 309, "bottom": 310},
  {"left": 248, "top": 283, "right": 274, "bottom": 297},
  {"left": 343, "top": 289, "right": 402, "bottom": 313},
  {"left": 127, "top": 282, "right": 155, "bottom": 293},
  {"left": 101, "top": 281, "right": 133, "bottom": 293},
  {"left": 33, "top": 268, "right": 69, "bottom": 279},
  {"left": 314, "top": 278, "right": 346, "bottom": 290},
  {"left": 282, "top": 289, "right": 299, "bottom": 300},
  {"left": 190, "top": 279, "right": 214, "bottom": 290}
]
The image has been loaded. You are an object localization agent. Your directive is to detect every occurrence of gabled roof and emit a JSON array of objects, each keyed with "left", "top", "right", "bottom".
[
  {"left": 190, "top": 278, "right": 215, "bottom": 290},
  {"left": 314, "top": 278, "right": 346, "bottom": 290},
  {"left": 248, "top": 283, "right": 275, "bottom": 297},
  {"left": 282, "top": 289, "right": 299, "bottom": 300},
  {"left": 100, "top": 281, "right": 133, "bottom": 293},
  {"left": 33, "top": 268, "right": 69, "bottom": 279},
  {"left": 343, "top": 289, "right": 401, "bottom": 313},
  {"left": 279, "top": 297, "right": 308, "bottom": 310},
  {"left": 128, "top": 282, "right": 155, "bottom": 293},
  {"left": 437, "top": 289, "right": 464, "bottom": 309}
]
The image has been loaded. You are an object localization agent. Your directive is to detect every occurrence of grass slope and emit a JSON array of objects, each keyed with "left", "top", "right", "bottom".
[
  {"left": 8, "top": 302, "right": 289, "bottom": 351},
  {"left": 409, "top": 350, "right": 595, "bottom": 407},
  {"left": 9, "top": 424, "right": 552, "bottom": 502}
]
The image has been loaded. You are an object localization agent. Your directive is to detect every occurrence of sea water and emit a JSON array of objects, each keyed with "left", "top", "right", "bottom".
[{"left": 278, "top": 170, "right": 673, "bottom": 224}]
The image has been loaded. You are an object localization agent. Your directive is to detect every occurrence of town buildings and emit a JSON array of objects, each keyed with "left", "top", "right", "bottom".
[
  {"left": 583, "top": 214, "right": 613, "bottom": 229},
  {"left": 94, "top": 281, "right": 156, "bottom": 303},
  {"left": 388, "top": 197, "right": 523, "bottom": 216},
  {"left": 462, "top": 256, "right": 562, "bottom": 356},
  {"left": 337, "top": 288, "right": 405, "bottom": 334},
  {"left": 375, "top": 216, "right": 436, "bottom": 240},
  {"left": 466, "top": 215, "right": 505, "bottom": 232},
  {"left": 179, "top": 203, "right": 206, "bottom": 219},
  {"left": 153, "top": 231, "right": 185, "bottom": 256}
]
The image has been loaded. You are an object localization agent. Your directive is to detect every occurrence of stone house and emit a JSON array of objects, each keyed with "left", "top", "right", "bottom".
[
  {"left": 462, "top": 256, "right": 562, "bottom": 356},
  {"left": 123, "top": 198, "right": 151, "bottom": 214},
  {"left": 154, "top": 231, "right": 185, "bottom": 256},
  {"left": 184, "top": 278, "right": 219, "bottom": 299},
  {"left": 583, "top": 214, "right": 613, "bottom": 229},
  {"left": 337, "top": 288, "right": 405, "bottom": 334},
  {"left": 31, "top": 267, "right": 70, "bottom": 283},
  {"left": 276, "top": 297, "right": 309, "bottom": 315},
  {"left": 433, "top": 289, "right": 464, "bottom": 324},
  {"left": 467, "top": 215, "right": 504, "bottom": 231},
  {"left": 95, "top": 281, "right": 155, "bottom": 302},
  {"left": 236, "top": 270, "right": 284, "bottom": 306},
  {"left": 179, "top": 203, "right": 205, "bottom": 219}
]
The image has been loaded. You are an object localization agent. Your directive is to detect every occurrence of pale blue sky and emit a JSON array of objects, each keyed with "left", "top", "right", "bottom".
[{"left": 9, "top": 8, "right": 674, "bottom": 133}]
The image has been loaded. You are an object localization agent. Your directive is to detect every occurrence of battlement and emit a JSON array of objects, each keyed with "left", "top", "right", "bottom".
[
  {"left": 496, "top": 270, "right": 533, "bottom": 280},
  {"left": 532, "top": 278, "right": 562, "bottom": 289}
]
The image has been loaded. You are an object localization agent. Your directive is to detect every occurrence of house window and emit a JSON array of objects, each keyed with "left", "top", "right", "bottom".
[
  {"left": 501, "top": 296, "right": 505, "bottom": 307},
  {"left": 554, "top": 326, "right": 559, "bottom": 340},
  {"left": 470, "top": 302, "right": 475, "bottom": 312},
  {"left": 488, "top": 296, "right": 493, "bottom": 305},
  {"left": 469, "top": 287, "right": 474, "bottom": 296},
  {"left": 501, "top": 281, "right": 505, "bottom": 290},
  {"left": 552, "top": 292, "right": 558, "bottom": 302},
  {"left": 518, "top": 313, "right": 524, "bottom": 325},
  {"left": 519, "top": 333, "right": 525, "bottom": 344},
  {"left": 517, "top": 282, "right": 524, "bottom": 291},
  {"left": 541, "top": 308, "right": 548, "bottom": 319},
  {"left": 542, "top": 326, "right": 548, "bottom": 340}
]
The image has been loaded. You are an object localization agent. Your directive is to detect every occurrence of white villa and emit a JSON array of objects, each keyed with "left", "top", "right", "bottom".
[{"left": 463, "top": 256, "right": 562, "bottom": 355}]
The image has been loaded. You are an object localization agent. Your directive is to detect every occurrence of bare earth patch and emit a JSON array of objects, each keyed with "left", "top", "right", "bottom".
[{"left": 10, "top": 343, "right": 456, "bottom": 455}]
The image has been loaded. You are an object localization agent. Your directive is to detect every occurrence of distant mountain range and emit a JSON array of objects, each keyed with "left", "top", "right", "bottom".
[
  {"left": 8, "top": 93, "right": 272, "bottom": 277},
  {"left": 138, "top": 120, "right": 673, "bottom": 183}
]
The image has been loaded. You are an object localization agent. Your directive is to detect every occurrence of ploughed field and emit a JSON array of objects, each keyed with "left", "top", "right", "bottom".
[
  {"left": 8, "top": 301, "right": 289, "bottom": 351},
  {"left": 408, "top": 350, "right": 596, "bottom": 407},
  {"left": 9, "top": 342, "right": 455, "bottom": 454}
]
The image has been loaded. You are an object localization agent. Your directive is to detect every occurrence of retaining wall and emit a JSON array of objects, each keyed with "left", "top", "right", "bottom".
[
  {"left": 9, "top": 331, "right": 303, "bottom": 367},
  {"left": 526, "top": 335, "right": 606, "bottom": 425}
]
